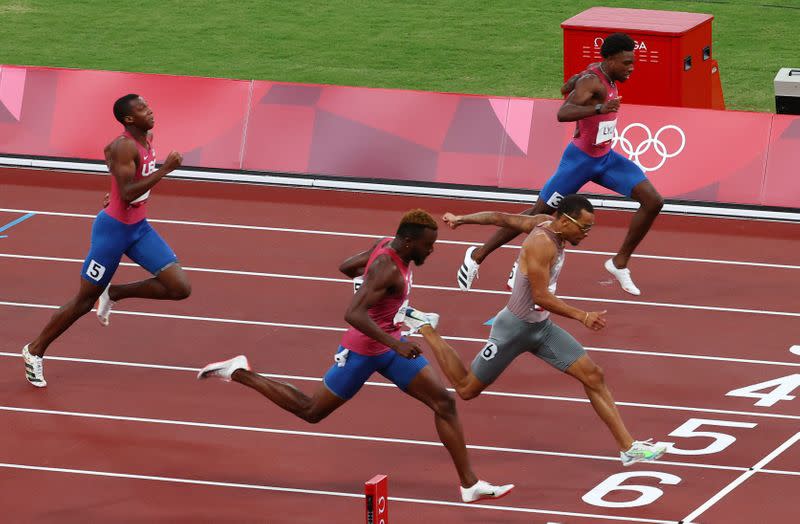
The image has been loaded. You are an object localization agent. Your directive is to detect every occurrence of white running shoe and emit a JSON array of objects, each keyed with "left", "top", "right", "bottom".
[
  {"left": 506, "top": 260, "right": 519, "bottom": 291},
  {"left": 457, "top": 246, "right": 480, "bottom": 291},
  {"left": 22, "top": 344, "right": 46, "bottom": 388},
  {"left": 460, "top": 480, "right": 515, "bottom": 503},
  {"left": 620, "top": 439, "right": 667, "bottom": 466},
  {"left": 197, "top": 355, "right": 251, "bottom": 382},
  {"left": 402, "top": 307, "right": 440, "bottom": 334},
  {"left": 96, "top": 285, "right": 114, "bottom": 326},
  {"left": 604, "top": 259, "right": 641, "bottom": 296}
]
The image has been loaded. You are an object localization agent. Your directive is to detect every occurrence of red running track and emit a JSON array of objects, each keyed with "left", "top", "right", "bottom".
[{"left": 1, "top": 167, "right": 799, "bottom": 523}]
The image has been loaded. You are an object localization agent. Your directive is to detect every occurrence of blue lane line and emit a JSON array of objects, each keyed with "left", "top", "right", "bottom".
[{"left": 0, "top": 212, "right": 36, "bottom": 237}]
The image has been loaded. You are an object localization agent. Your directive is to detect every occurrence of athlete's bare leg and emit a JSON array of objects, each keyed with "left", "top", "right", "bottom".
[
  {"left": 565, "top": 354, "right": 634, "bottom": 451},
  {"left": 610, "top": 180, "right": 663, "bottom": 269},
  {"left": 108, "top": 263, "right": 191, "bottom": 302},
  {"left": 418, "top": 325, "right": 487, "bottom": 400},
  {"left": 27, "top": 278, "right": 105, "bottom": 357},
  {"left": 231, "top": 368, "right": 347, "bottom": 423},
  {"left": 404, "top": 365, "right": 479, "bottom": 488}
]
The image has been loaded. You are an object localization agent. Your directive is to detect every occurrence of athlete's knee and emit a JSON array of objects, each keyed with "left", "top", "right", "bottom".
[
  {"left": 430, "top": 391, "right": 458, "bottom": 418},
  {"left": 456, "top": 388, "right": 479, "bottom": 401},
  {"left": 74, "top": 296, "right": 96, "bottom": 316},
  {"left": 582, "top": 364, "right": 606, "bottom": 390},
  {"left": 73, "top": 287, "right": 102, "bottom": 315},
  {"left": 456, "top": 380, "right": 484, "bottom": 401},
  {"left": 531, "top": 200, "right": 552, "bottom": 215},
  {"left": 303, "top": 409, "right": 328, "bottom": 424},
  {"left": 645, "top": 195, "right": 664, "bottom": 214},
  {"left": 300, "top": 403, "right": 330, "bottom": 424},
  {"left": 638, "top": 190, "right": 664, "bottom": 215},
  {"left": 167, "top": 280, "right": 192, "bottom": 300}
]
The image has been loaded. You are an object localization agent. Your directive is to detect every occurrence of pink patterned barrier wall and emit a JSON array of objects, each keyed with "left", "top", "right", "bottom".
[{"left": 1, "top": 65, "right": 796, "bottom": 208}]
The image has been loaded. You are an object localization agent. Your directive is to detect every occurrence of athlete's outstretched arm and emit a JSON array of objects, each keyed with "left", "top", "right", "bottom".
[
  {"left": 522, "top": 233, "right": 606, "bottom": 331},
  {"left": 343, "top": 256, "right": 422, "bottom": 359},
  {"left": 442, "top": 211, "right": 551, "bottom": 234},
  {"left": 338, "top": 239, "right": 382, "bottom": 278},
  {"left": 108, "top": 138, "right": 182, "bottom": 204}
]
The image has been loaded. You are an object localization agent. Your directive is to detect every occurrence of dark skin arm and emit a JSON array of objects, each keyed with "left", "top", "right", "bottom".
[
  {"left": 105, "top": 137, "right": 182, "bottom": 205},
  {"left": 560, "top": 62, "right": 601, "bottom": 96},
  {"left": 338, "top": 239, "right": 382, "bottom": 278},
  {"left": 521, "top": 231, "right": 607, "bottom": 331},
  {"left": 557, "top": 74, "right": 621, "bottom": 123},
  {"left": 343, "top": 255, "right": 423, "bottom": 358}
]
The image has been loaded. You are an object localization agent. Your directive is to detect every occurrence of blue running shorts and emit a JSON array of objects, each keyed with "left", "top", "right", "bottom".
[
  {"left": 323, "top": 345, "right": 429, "bottom": 400},
  {"left": 539, "top": 142, "right": 647, "bottom": 208},
  {"left": 81, "top": 210, "right": 178, "bottom": 288}
]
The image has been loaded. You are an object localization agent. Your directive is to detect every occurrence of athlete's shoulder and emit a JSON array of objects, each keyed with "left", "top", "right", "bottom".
[
  {"left": 363, "top": 254, "right": 403, "bottom": 293},
  {"left": 575, "top": 70, "right": 602, "bottom": 85},
  {"left": 526, "top": 226, "right": 558, "bottom": 251},
  {"left": 107, "top": 135, "right": 137, "bottom": 157},
  {"left": 369, "top": 252, "right": 400, "bottom": 271}
]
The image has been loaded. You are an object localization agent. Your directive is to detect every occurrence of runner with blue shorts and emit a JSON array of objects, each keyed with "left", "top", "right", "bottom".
[
  {"left": 456, "top": 33, "right": 664, "bottom": 297},
  {"left": 198, "top": 210, "right": 513, "bottom": 503},
  {"left": 22, "top": 94, "right": 190, "bottom": 387}
]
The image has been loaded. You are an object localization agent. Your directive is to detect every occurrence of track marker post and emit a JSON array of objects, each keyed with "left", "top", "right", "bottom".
[{"left": 365, "top": 474, "right": 389, "bottom": 524}]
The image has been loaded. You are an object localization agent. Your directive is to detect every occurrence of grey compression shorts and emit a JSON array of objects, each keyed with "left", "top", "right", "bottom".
[{"left": 471, "top": 307, "right": 586, "bottom": 384}]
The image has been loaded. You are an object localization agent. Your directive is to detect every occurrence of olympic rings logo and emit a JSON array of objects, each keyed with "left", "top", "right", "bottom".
[{"left": 612, "top": 123, "right": 686, "bottom": 173}]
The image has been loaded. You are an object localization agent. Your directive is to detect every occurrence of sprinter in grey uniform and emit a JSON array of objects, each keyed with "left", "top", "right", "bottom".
[{"left": 403, "top": 194, "right": 667, "bottom": 466}]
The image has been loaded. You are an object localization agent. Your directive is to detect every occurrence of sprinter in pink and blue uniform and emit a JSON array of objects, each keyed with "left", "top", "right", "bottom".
[
  {"left": 198, "top": 210, "right": 514, "bottom": 503},
  {"left": 456, "top": 33, "right": 664, "bottom": 297},
  {"left": 22, "top": 94, "right": 190, "bottom": 388}
]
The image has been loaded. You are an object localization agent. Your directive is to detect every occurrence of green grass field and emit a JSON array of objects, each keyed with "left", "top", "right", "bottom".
[{"left": 1, "top": 0, "right": 798, "bottom": 111}]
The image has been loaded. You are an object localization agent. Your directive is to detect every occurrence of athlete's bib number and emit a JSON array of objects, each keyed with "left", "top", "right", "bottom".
[
  {"left": 481, "top": 342, "right": 499, "bottom": 361},
  {"left": 595, "top": 119, "right": 617, "bottom": 145},
  {"left": 86, "top": 259, "right": 106, "bottom": 282}
]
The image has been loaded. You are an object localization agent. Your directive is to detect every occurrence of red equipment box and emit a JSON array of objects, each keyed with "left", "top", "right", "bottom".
[{"left": 561, "top": 7, "right": 724, "bottom": 109}]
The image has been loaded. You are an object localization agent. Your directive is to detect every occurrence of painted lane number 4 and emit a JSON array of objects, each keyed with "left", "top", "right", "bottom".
[{"left": 727, "top": 374, "right": 800, "bottom": 407}]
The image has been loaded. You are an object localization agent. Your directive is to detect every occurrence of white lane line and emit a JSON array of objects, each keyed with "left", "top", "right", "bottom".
[
  {"left": 0, "top": 405, "right": 746, "bottom": 472},
  {"left": 1, "top": 207, "right": 797, "bottom": 270},
  {"left": 0, "top": 462, "right": 675, "bottom": 523},
  {"left": 2, "top": 351, "right": 800, "bottom": 423},
  {"left": 3, "top": 296, "right": 800, "bottom": 370},
  {"left": 1, "top": 254, "right": 798, "bottom": 317},
  {"left": 680, "top": 431, "right": 800, "bottom": 523}
]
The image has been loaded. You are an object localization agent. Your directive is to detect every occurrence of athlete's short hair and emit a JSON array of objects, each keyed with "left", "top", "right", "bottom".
[
  {"left": 601, "top": 33, "right": 635, "bottom": 58},
  {"left": 555, "top": 194, "right": 594, "bottom": 219},
  {"left": 113, "top": 94, "right": 141, "bottom": 124},
  {"left": 396, "top": 209, "right": 438, "bottom": 239}
]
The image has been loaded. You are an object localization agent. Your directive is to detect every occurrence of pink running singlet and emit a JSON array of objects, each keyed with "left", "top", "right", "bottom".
[
  {"left": 105, "top": 131, "right": 157, "bottom": 224},
  {"left": 572, "top": 64, "right": 620, "bottom": 158},
  {"left": 340, "top": 238, "right": 413, "bottom": 356}
]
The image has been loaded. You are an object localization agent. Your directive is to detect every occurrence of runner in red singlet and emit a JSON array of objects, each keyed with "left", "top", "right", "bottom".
[
  {"left": 457, "top": 33, "right": 664, "bottom": 297},
  {"left": 198, "top": 210, "right": 513, "bottom": 503}
]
